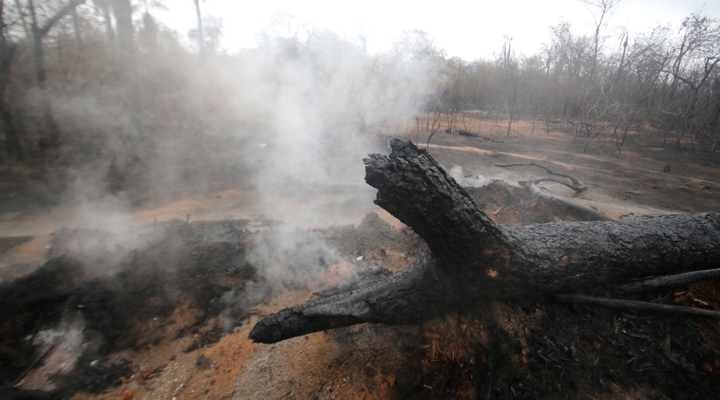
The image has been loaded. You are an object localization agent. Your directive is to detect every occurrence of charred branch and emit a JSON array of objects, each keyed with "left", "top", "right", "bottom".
[
  {"left": 250, "top": 254, "right": 455, "bottom": 343},
  {"left": 616, "top": 268, "right": 720, "bottom": 294},
  {"left": 556, "top": 294, "right": 720, "bottom": 319}
]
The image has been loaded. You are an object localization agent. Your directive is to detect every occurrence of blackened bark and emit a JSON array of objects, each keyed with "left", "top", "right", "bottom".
[
  {"left": 498, "top": 212, "right": 720, "bottom": 295},
  {"left": 249, "top": 140, "right": 720, "bottom": 344},
  {"left": 251, "top": 254, "right": 456, "bottom": 343},
  {"left": 617, "top": 268, "right": 720, "bottom": 294}
]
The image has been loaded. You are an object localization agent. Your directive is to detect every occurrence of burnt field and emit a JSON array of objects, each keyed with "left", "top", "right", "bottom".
[
  {"left": 1, "top": 123, "right": 720, "bottom": 400},
  {"left": 3, "top": 2, "right": 720, "bottom": 398}
]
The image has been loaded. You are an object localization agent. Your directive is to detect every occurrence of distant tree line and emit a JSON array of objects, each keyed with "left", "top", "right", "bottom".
[
  {"left": 433, "top": 10, "right": 720, "bottom": 152},
  {"left": 0, "top": 0, "right": 718, "bottom": 165},
  {"left": 0, "top": 1, "right": 442, "bottom": 166},
  {"left": 0, "top": 0, "right": 221, "bottom": 162}
]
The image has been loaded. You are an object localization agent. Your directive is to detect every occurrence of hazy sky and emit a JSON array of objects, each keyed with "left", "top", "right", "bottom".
[{"left": 158, "top": 0, "right": 720, "bottom": 60}]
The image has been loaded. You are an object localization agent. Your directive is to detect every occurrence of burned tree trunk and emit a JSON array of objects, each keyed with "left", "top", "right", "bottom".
[{"left": 250, "top": 140, "right": 720, "bottom": 343}]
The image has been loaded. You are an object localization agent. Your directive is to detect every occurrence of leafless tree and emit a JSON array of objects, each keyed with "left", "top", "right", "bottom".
[
  {"left": 0, "top": 0, "right": 20, "bottom": 158},
  {"left": 580, "top": 0, "right": 622, "bottom": 78},
  {"left": 92, "top": 0, "right": 114, "bottom": 59},
  {"left": 664, "top": 15, "right": 720, "bottom": 149},
  {"left": 192, "top": 0, "right": 203, "bottom": 55},
  {"left": 24, "top": 0, "right": 85, "bottom": 148},
  {"left": 138, "top": 0, "right": 167, "bottom": 52},
  {"left": 110, "top": 0, "right": 143, "bottom": 136}
]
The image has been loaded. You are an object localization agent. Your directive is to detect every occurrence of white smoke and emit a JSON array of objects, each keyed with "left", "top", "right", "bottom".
[{"left": 449, "top": 165, "right": 494, "bottom": 188}]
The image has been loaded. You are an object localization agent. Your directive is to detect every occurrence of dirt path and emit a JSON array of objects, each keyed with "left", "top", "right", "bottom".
[{"left": 424, "top": 127, "right": 720, "bottom": 219}]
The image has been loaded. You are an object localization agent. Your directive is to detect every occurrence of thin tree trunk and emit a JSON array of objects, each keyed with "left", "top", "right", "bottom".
[
  {"left": 620, "top": 110, "right": 635, "bottom": 147},
  {"left": 0, "top": 0, "right": 20, "bottom": 158},
  {"left": 193, "top": 0, "right": 203, "bottom": 55},
  {"left": 14, "top": 0, "right": 30, "bottom": 39},
  {"left": 506, "top": 83, "right": 517, "bottom": 137},
  {"left": 0, "top": 99, "right": 20, "bottom": 158},
  {"left": 71, "top": 6, "right": 81, "bottom": 47},
  {"left": 28, "top": 0, "right": 60, "bottom": 147},
  {"left": 111, "top": 0, "right": 143, "bottom": 136},
  {"left": 97, "top": 0, "right": 115, "bottom": 60},
  {"left": 26, "top": 0, "right": 85, "bottom": 148}
]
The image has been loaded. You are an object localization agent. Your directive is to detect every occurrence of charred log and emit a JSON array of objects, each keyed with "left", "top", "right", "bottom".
[{"left": 250, "top": 140, "right": 720, "bottom": 343}]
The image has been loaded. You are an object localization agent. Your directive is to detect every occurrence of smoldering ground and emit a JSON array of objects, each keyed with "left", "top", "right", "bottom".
[
  {"left": 0, "top": 25, "right": 448, "bottom": 397},
  {"left": 0, "top": 212, "right": 424, "bottom": 397},
  {"left": 21, "top": 26, "right": 448, "bottom": 258}
]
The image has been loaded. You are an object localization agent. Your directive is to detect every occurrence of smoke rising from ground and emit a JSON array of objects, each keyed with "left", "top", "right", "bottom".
[
  {"left": 37, "top": 26, "right": 444, "bottom": 248},
  {"left": 238, "top": 29, "right": 444, "bottom": 189},
  {"left": 16, "top": 27, "right": 446, "bottom": 304}
]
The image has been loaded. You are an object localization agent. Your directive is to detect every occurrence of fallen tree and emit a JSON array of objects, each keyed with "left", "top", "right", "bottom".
[{"left": 250, "top": 140, "right": 720, "bottom": 343}]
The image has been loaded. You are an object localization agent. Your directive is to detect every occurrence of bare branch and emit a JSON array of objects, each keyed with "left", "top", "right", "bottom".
[
  {"left": 556, "top": 294, "right": 720, "bottom": 319},
  {"left": 617, "top": 268, "right": 720, "bottom": 294},
  {"left": 37, "top": 0, "right": 85, "bottom": 38},
  {"left": 494, "top": 162, "right": 588, "bottom": 192}
]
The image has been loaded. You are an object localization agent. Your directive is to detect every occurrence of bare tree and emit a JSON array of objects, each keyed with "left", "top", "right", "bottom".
[
  {"left": 664, "top": 15, "right": 720, "bottom": 149},
  {"left": 614, "top": 27, "right": 629, "bottom": 81},
  {"left": 110, "top": 0, "right": 143, "bottom": 136},
  {"left": 188, "top": 15, "right": 223, "bottom": 54},
  {"left": 192, "top": 0, "right": 203, "bottom": 55},
  {"left": 500, "top": 35, "right": 520, "bottom": 136},
  {"left": 425, "top": 103, "right": 442, "bottom": 148},
  {"left": 580, "top": 0, "right": 622, "bottom": 78},
  {"left": 0, "top": 0, "right": 20, "bottom": 158},
  {"left": 25, "top": 0, "right": 85, "bottom": 148},
  {"left": 138, "top": 0, "right": 167, "bottom": 52},
  {"left": 92, "top": 0, "right": 115, "bottom": 59}
]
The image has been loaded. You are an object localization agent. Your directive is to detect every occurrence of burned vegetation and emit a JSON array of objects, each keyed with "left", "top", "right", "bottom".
[
  {"left": 0, "top": 222, "right": 255, "bottom": 397},
  {"left": 0, "top": 214, "right": 424, "bottom": 398},
  {"left": 0, "top": 141, "right": 719, "bottom": 399}
]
